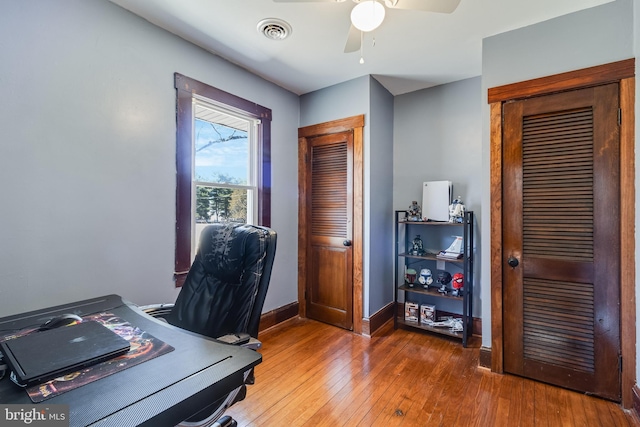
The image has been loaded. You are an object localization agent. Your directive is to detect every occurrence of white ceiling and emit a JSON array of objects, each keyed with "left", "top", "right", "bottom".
[{"left": 108, "top": 0, "right": 614, "bottom": 96}]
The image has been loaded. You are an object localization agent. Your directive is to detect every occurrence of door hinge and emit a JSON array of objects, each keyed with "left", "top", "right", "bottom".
[{"left": 618, "top": 108, "right": 622, "bottom": 125}]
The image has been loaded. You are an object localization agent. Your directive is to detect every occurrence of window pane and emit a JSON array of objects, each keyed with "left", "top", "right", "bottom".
[
  {"left": 195, "top": 185, "right": 249, "bottom": 223},
  {"left": 228, "top": 188, "right": 249, "bottom": 223},
  {"left": 194, "top": 185, "right": 249, "bottom": 254},
  {"left": 194, "top": 118, "right": 249, "bottom": 185}
]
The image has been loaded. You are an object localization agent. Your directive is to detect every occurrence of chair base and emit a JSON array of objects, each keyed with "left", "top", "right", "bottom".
[{"left": 178, "top": 414, "right": 237, "bottom": 427}]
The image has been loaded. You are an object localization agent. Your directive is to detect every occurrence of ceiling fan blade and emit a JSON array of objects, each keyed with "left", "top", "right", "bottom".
[
  {"left": 385, "top": 0, "right": 461, "bottom": 13},
  {"left": 344, "top": 25, "right": 361, "bottom": 53}
]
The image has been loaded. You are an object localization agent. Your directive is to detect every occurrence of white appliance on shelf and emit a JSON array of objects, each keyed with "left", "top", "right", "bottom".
[{"left": 421, "top": 180, "right": 452, "bottom": 222}]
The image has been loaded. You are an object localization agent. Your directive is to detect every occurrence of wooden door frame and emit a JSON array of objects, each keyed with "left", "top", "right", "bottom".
[
  {"left": 489, "top": 59, "right": 635, "bottom": 407},
  {"left": 298, "top": 115, "right": 365, "bottom": 334}
]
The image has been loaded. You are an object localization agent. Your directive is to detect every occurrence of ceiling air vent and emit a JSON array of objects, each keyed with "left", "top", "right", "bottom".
[{"left": 257, "top": 18, "right": 292, "bottom": 41}]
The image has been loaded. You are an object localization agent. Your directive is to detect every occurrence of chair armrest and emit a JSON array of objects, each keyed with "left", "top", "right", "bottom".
[
  {"left": 140, "top": 305, "right": 262, "bottom": 350},
  {"left": 217, "top": 333, "right": 262, "bottom": 350},
  {"left": 139, "top": 303, "right": 174, "bottom": 319},
  {"left": 243, "top": 338, "right": 262, "bottom": 351}
]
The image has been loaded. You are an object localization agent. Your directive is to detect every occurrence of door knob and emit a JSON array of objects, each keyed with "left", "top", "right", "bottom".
[
  {"left": 343, "top": 240, "right": 352, "bottom": 246},
  {"left": 507, "top": 256, "right": 519, "bottom": 268}
]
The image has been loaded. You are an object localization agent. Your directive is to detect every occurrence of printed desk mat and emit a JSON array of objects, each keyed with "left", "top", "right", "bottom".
[{"left": 0, "top": 312, "right": 174, "bottom": 402}]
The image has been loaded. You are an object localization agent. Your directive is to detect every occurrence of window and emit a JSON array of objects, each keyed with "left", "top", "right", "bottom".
[
  {"left": 193, "top": 101, "right": 257, "bottom": 243},
  {"left": 174, "top": 73, "right": 271, "bottom": 287}
]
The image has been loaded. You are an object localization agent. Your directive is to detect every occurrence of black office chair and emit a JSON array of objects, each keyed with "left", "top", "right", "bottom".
[{"left": 141, "top": 223, "right": 276, "bottom": 427}]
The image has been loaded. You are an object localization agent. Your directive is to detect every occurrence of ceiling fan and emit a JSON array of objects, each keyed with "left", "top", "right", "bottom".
[{"left": 273, "top": 0, "right": 461, "bottom": 57}]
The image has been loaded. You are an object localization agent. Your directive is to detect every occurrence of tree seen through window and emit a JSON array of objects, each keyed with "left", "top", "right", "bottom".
[{"left": 194, "top": 113, "right": 253, "bottom": 225}]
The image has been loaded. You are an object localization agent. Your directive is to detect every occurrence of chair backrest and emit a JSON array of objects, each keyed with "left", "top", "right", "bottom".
[{"left": 166, "top": 223, "right": 277, "bottom": 339}]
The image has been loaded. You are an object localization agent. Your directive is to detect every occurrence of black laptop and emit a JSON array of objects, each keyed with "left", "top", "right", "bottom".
[{"left": 0, "top": 320, "right": 130, "bottom": 387}]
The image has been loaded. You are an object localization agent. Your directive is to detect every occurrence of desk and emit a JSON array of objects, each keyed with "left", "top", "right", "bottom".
[{"left": 0, "top": 295, "right": 262, "bottom": 426}]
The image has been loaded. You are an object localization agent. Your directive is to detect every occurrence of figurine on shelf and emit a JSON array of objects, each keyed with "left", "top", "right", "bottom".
[
  {"left": 407, "top": 201, "right": 422, "bottom": 222},
  {"left": 451, "top": 272, "right": 464, "bottom": 297},
  {"left": 418, "top": 268, "right": 433, "bottom": 289},
  {"left": 410, "top": 235, "right": 425, "bottom": 256},
  {"left": 405, "top": 268, "right": 417, "bottom": 287},
  {"left": 448, "top": 196, "right": 466, "bottom": 223},
  {"left": 436, "top": 271, "right": 452, "bottom": 295}
]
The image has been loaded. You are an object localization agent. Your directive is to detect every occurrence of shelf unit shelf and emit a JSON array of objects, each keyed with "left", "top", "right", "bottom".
[
  {"left": 398, "top": 284, "right": 465, "bottom": 301},
  {"left": 398, "top": 253, "right": 465, "bottom": 264},
  {"left": 396, "top": 318, "right": 464, "bottom": 339},
  {"left": 394, "top": 210, "right": 474, "bottom": 347}
]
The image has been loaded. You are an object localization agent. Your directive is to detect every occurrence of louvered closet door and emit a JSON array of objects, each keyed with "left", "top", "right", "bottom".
[
  {"left": 502, "top": 84, "right": 621, "bottom": 400},
  {"left": 305, "top": 131, "right": 354, "bottom": 330}
]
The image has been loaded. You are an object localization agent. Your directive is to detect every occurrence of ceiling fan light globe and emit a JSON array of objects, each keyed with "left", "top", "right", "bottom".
[{"left": 350, "top": 0, "right": 385, "bottom": 32}]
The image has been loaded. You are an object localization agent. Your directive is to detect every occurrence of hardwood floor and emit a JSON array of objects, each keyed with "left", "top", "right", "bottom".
[{"left": 226, "top": 317, "right": 640, "bottom": 426}]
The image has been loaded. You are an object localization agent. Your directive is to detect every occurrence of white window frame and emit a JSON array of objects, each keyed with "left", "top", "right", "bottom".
[{"left": 174, "top": 73, "right": 272, "bottom": 287}]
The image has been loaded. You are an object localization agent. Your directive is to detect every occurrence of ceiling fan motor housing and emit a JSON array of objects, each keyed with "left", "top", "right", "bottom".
[{"left": 351, "top": 0, "right": 398, "bottom": 5}]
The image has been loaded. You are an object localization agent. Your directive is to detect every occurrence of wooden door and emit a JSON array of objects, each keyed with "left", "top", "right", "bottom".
[
  {"left": 301, "top": 131, "right": 354, "bottom": 330},
  {"left": 502, "top": 84, "right": 621, "bottom": 400}
]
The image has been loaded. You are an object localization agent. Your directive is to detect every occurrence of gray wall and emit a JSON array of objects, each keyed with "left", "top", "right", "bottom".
[
  {"left": 481, "top": 0, "right": 636, "bottom": 349},
  {"left": 367, "top": 77, "right": 394, "bottom": 316},
  {"left": 299, "top": 77, "right": 369, "bottom": 128},
  {"left": 393, "top": 77, "right": 483, "bottom": 316},
  {"left": 300, "top": 76, "right": 394, "bottom": 318},
  {"left": 0, "top": 0, "right": 300, "bottom": 316}
]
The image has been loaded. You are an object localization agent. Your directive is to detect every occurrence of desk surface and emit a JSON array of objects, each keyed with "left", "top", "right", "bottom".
[{"left": 0, "top": 295, "right": 262, "bottom": 427}]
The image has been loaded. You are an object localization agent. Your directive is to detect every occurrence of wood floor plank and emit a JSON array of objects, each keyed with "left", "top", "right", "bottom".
[
  {"left": 519, "top": 378, "right": 537, "bottom": 427},
  {"left": 505, "top": 373, "right": 525, "bottom": 426},
  {"left": 566, "top": 385, "right": 590, "bottom": 426},
  {"left": 585, "top": 392, "right": 621, "bottom": 426},
  {"left": 425, "top": 344, "right": 470, "bottom": 426},
  {"left": 533, "top": 380, "right": 550, "bottom": 427},
  {"left": 366, "top": 334, "right": 440, "bottom": 427},
  {"left": 447, "top": 357, "right": 486, "bottom": 426},
  {"left": 224, "top": 318, "right": 639, "bottom": 427},
  {"left": 493, "top": 373, "right": 519, "bottom": 427},
  {"left": 407, "top": 339, "right": 461, "bottom": 424},
  {"left": 306, "top": 328, "right": 419, "bottom": 426},
  {"left": 255, "top": 335, "right": 370, "bottom": 425},
  {"left": 293, "top": 329, "right": 406, "bottom": 426},
  {"left": 351, "top": 353, "right": 415, "bottom": 426},
  {"left": 475, "top": 369, "right": 504, "bottom": 426},
  {"left": 227, "top": 320, "right": 347, "bottom": 425},
  {"left": 464, "top": 369, "right": 500, "bottom": 426},
  {"left": 431, "top": 345, "right": 478, "bottom": 427},
  {"left": 543, "top": 382, "right": 570, "bottom": 426},
  {"left": 613, "top": 403, "right": 638, "bottom": 426},
  {"left": 372, "top": 330, "right": 454, "bottom": 426}
]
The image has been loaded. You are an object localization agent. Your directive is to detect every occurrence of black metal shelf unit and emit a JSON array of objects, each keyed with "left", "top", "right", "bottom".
[{"left": 393, "top": 210, "right": 474, "bottom": 347}]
